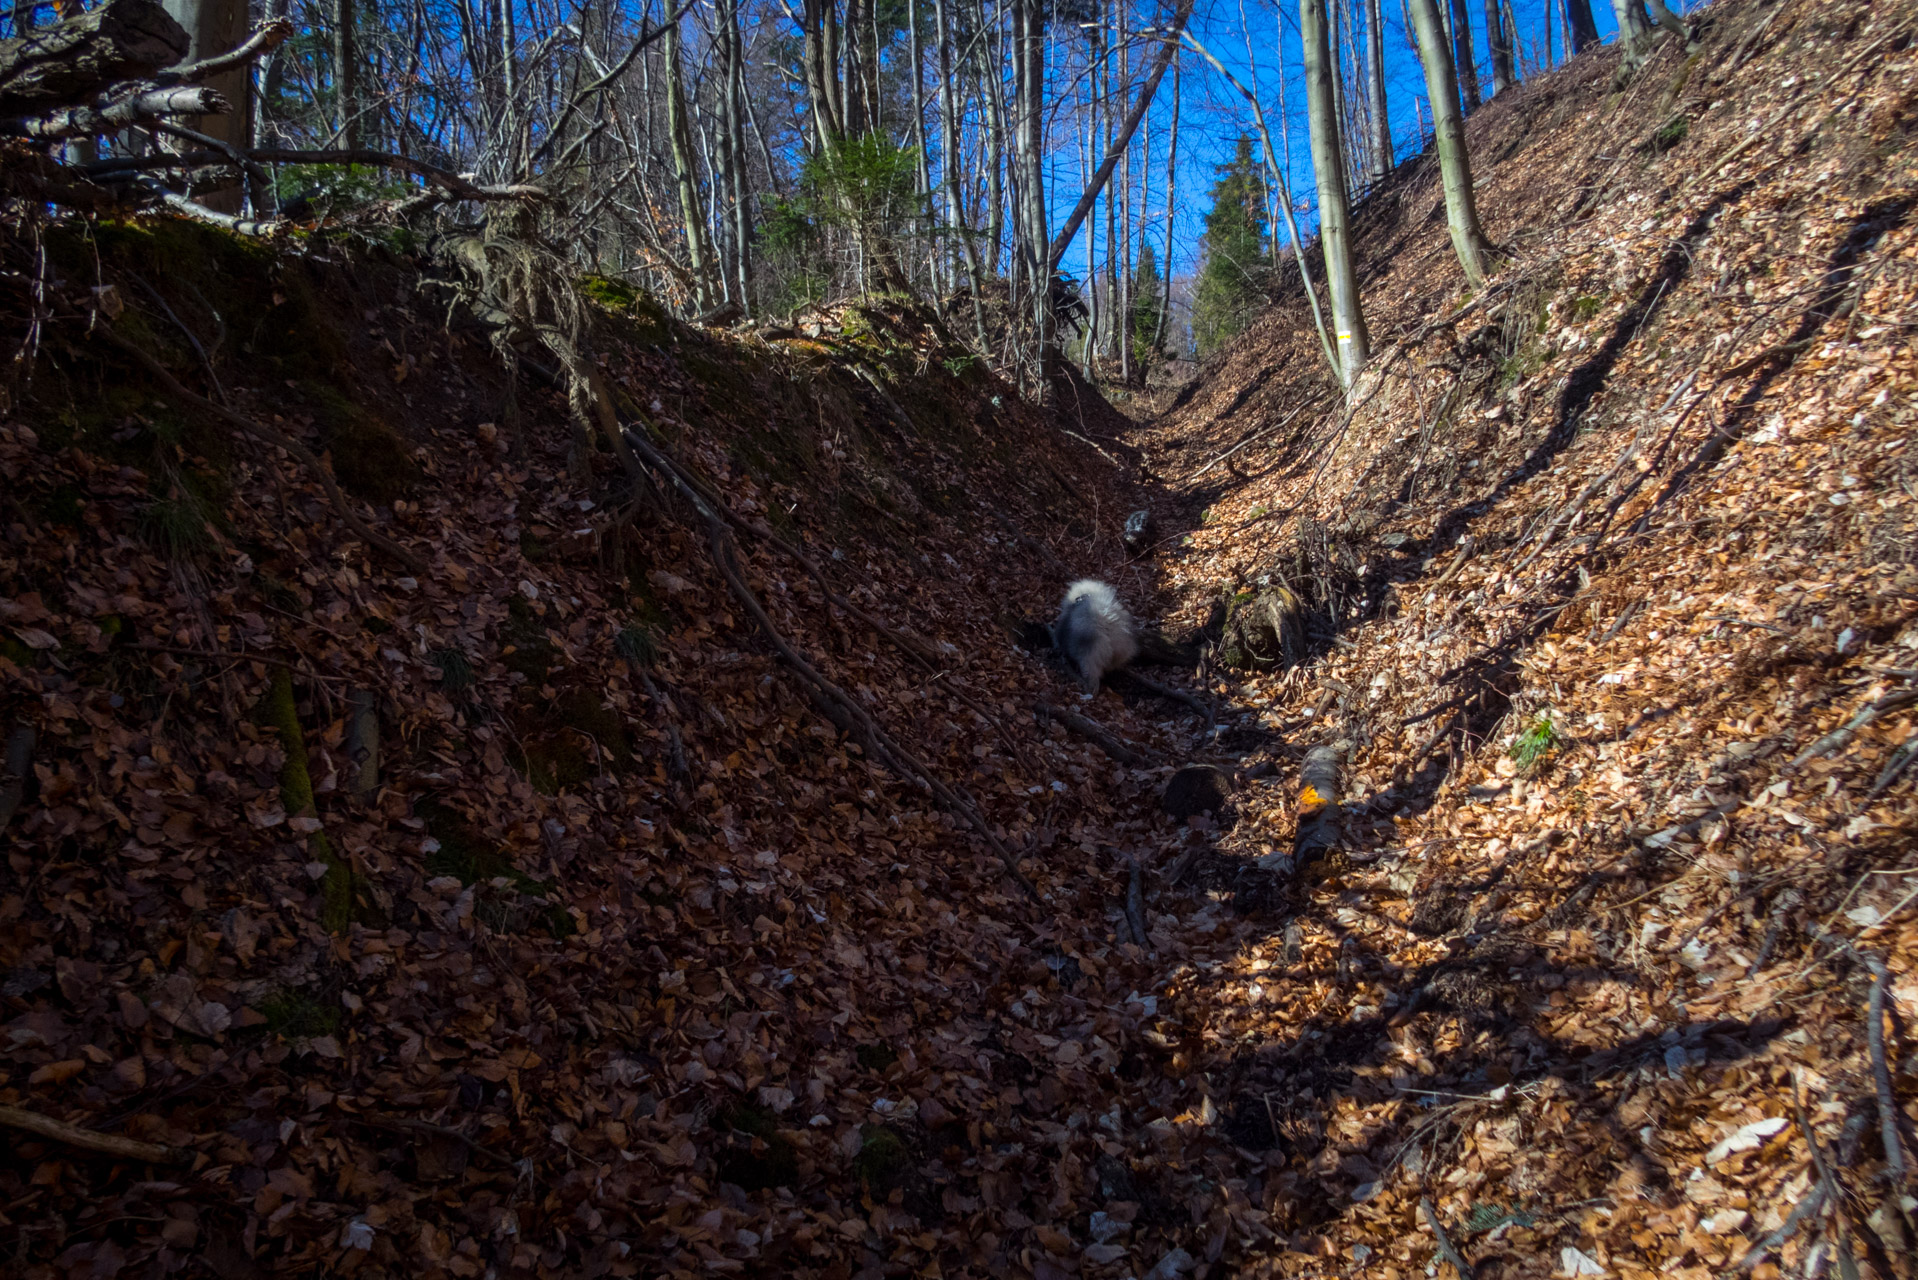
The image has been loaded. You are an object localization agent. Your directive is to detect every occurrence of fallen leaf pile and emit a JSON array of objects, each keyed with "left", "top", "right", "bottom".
[{"left": 3, "top": 0, "right": 1917, "bottom": 1276}]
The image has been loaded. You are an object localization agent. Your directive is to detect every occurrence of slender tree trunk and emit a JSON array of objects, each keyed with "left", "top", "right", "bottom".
[
  {"left": 1486, "top": 0, "right": 1514, "bottom": 93},
  {"left": 977, "top": 0, "right": 1006, "bottom": 276},
  {"left": 1366, "top": 0, "right": 1391, "bottom": 184},
  {"left": 664, "top": 12, "right": 714, "bottom": 311},
  {"left": 1328, "top": 0, "right": 1350, "bottom": 199},
  {"left": 1406, "top": 0, "right": 1493, "bottom": 286},
  {"left": 1153, "top": 53, "right": 1178, "bottom": 356},
  {"left": 1013, "top": 0, "right": 1049, "bottom": 381},
  {"left": 1301, "top": 0, "right": 1369, "bottom": 386},
  {"left": 1564, "top": 0, "right": 1599, "bottom": 54},
  {"left": 728, "top": 0, "right": 753, "bottom": 309},
  {"left": 937, "top": 0, "right": 988, "bottom": 347},
  {"left": 1116, "top": 0, "right": 1131, "bottom": 385},
  {"left": 1448, "top": 0, "right": 1479, "bottom": 112},
  {"left": 908, "top": 0, "right": 937, "bottom": 306}
]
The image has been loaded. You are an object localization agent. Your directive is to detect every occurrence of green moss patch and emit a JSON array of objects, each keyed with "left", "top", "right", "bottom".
[{"left": 851, "top": 1124, "right": 912, "bottom": 1195}]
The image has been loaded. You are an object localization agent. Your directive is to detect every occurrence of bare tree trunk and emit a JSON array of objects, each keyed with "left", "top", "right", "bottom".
[
  {"left": 936, "top": 0, "right": 987, "bottom": 347},
  {"left": 664, "top": 11, "right": 714, "bottom": 311},
  {"left": 976, "top": 0, "right": 1006, "bottom": 276},
  {"left": 1301, "top": 0, "right": 1368, "bottom": 386},
  {"left": 1610, "top": 0, "right": 1654, "bottom": 67},
  {"left": 722, "top": 0, "right": 751, "bottom": 310},
  {"left": 1448, "top": 0, "right": 1479, "bottom": 112},
  {"left": 908, "top": 0, "right": 937, "bottom": 306},
  {"left": 1564, "top": 0, "right": 1599, "bottom": 54},
  {"left": 1485, "top": 0, "right": 1514, "bottom": 93},
  {"left": 1116, "top": 0, "right": 1131, "bottom": 385},
  {"left": 1013, "top": 0, "right": 1049, "bottom": 385},
  {"left": 1406, "top": 0, "right": 1493, "bottom": 285},
  {"left": 1328, "top": 0, "right": 1350, "bottom": 199},
  {"left": 1366, "top": 0, "right": 1391, "bottom": 184},
  {"left": 1152, "top": 52, "right": 1178, "bottom": 356},
  {"left": 162, "top": 0, "right": 251, "bottom": 209}
]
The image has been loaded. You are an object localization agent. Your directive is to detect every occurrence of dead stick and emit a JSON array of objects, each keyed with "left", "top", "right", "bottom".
[
  {"left": 622, "top": 427, "right": 1037, "bottom": 775},
  {"left": 627, "top": 434, "right": 1043, "bottom": 905},
  {"left": 1035, "top": 702, "right": 1157, "bottom": 766},
  {"left": 1419, "top": 1197, "right": 1474, "bottom": 1279},
  {"left": 1865, "top": 954, "right": 1911, "bottom": 1184},
  {"left": 706, "top": 523, "right": 1040, "bottom": 904},
  {"left": 97, "top": 328, "right": 428, "bottom": 575},
  {"left": 0, "top": 1104, "right": 190, "bottom": 1164},
  {"left": 1125, "top": 854, "right": 1149, "bottom": 948}
]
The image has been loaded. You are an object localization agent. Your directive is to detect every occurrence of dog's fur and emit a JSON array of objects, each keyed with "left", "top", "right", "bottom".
[{"left": 1051, "top": 580, "right": 1139, "bottom": 692}]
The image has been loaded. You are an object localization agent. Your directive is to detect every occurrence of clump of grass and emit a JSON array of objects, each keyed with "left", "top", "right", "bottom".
[
  {"left": 1509, "top": 716, "right": 1563, "bottom": 771},
  {"left": 851, "top": 1124, "right": 912, "bottom": 1194},
  {"left": 614, "top": 625, "right": 660, "bottom": 666},
  {"left": 140, "top": 493, "right": 214, "bottom": 559},
  {"left": 258, "top": 989, "right": 340, "bottom": 1039},
  {"left": 430, "top": 646, "right": 475, "bottom": 693}
]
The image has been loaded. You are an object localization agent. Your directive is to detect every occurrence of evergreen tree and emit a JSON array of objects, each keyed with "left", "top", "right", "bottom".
[
  {"left": 1130, "top": 241, "right": 1165, "bottom": 362},
  {"left": 1192, "top": 135, "right": 1270, "bottom": 357}
]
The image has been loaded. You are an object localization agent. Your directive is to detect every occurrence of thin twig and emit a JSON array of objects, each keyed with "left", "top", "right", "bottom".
[
  {"left": 1419, "top": 1197, "right": 1475, "bottom": 1279},
  {"left": 1864, "top": 954, "right": 1910, "bottom": 1184}
]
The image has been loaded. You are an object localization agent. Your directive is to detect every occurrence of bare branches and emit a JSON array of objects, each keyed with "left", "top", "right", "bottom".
[
  {"left": 151, "top": 17, "right": 293, "bottom": 86},
  {"left": 3, "top": 85, "right": 226, "bottom": 139}
]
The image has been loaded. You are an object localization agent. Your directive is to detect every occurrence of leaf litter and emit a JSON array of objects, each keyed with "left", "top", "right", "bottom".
[{"left": 2, "top": 0, "right": 1918, "bottom": 1276}]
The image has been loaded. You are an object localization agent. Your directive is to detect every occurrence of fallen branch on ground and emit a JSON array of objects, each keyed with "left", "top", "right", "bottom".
[
  {"left": 1791, "top": 690, "right": 1918, "bottom": 771},
  {"left": 1864, "top": 954, "right": 1911, "bottom": 1184},
  {"left": 0, "top": 1103, "right": 190, "bottom": 1164},
  {"left": 1419, "top": 1197, "right": 1474, "bottom": 1280},
  {"left": 621, "top": 425, "right": 1042, "bottom": 905},
  {"left": 1034, "top": 702, "right": 1159, "bottom": 766}
]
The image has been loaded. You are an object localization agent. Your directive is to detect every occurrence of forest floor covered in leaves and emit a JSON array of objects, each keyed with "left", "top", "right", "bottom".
[{"left": 3, "top": 0, "right": 1918, "bottom": 1276}]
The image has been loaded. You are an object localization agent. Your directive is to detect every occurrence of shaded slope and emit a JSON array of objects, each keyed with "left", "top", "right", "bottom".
[{"left": 0, "top": 225, "right": 1230, "bottom": 1278}]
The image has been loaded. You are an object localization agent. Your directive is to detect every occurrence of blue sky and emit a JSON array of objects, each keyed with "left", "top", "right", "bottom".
[{"left": 1045, "top": 0, "right": 1654, "bottom": 287}]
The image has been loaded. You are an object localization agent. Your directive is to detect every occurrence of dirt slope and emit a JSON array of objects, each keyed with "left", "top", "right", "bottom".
[
  {"left": 0, "top": 220, "right": 1233, "bottom": 1278},
  {"left": 1118, "top": 0, "right": 1918, "bottom": 1274}
]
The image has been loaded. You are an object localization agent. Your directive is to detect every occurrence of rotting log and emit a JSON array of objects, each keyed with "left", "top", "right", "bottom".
[
  {"left": 3, "top": 85, "right": 226, "bottom": 138},
  {"left": 0, "top": 0, "right": 187, "bottom": 109},
  {"left": 1294, "top": 744, "right": 1343, "bottom": 863}
]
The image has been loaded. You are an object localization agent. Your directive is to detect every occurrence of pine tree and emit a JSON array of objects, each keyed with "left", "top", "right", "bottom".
[
  {"left": 1192, "top": 135, "right": 1270, "bottom": 358},
  {"left": 1130, "top": 241, "right": 1165, "bottom": 362}
]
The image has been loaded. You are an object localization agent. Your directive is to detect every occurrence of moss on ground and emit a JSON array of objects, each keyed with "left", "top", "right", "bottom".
[{"left": 255, "top": 669, "right": 354, "bottom": 932}]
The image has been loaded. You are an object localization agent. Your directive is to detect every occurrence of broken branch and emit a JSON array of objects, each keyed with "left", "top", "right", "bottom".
[
  {"left": 0, "top": 1103, "right": 190, "bottom": 1164},
  {"left": 1419, "top": 1197, "right": 1475, "bottom": 1280}
]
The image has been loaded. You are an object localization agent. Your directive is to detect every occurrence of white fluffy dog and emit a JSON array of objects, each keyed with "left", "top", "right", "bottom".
[{"left": 1051, "top": 580, "right": 1139, "bottom": 693}]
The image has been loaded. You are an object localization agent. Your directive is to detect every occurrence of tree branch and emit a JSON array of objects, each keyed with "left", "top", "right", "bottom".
[{"left": 0, "top": 1103, "right": 191, "bottom": 1164}]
